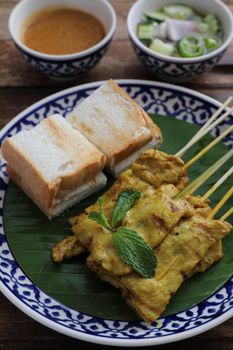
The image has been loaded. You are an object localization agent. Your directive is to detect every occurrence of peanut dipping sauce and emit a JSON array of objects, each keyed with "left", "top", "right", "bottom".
[{"left": 22, "top": 8, "right": 105, "bottom": 55}]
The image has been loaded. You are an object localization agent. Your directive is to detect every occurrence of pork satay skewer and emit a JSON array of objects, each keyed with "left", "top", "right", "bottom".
[
  {"left": 52, "top": 113, "right": 233, "bottom": 263},
  {"left": 119, "top": 192, "right": 232, "bottom": 322},
  {"left": 51, "top": 235, "right": 85, "bottom": 263},
  {"left": 195, "top": 169, "right": 233, "bottom": 268},
  {"left": 184, "top": 164, "right": 233, "bottom": 270},
  {"left": 99, "top": 160, "right": 233, "bottom": 277},
  {"left": 177, "top": 138, "right": 232, "bottom": 264},
  {"left": 176, "top": 97, "right": 233, "bottom": 157},
  {"left": 52, "top": 150, "right": 189, "bottom": 262},
  {"left": 52, "top": 162, "right": 232, "bottom": 323},
  {"left": 52, "top": 149, "right": 232, "bottom": 263},
  {"left": 74, "top": 163, "right": 233, "bottom": 278},
  {"left": 193, "top": 185, "right": 233, "bottom": 274}
]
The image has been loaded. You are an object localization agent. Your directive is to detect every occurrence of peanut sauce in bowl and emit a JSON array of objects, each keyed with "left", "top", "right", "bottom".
[
  {"left": 9, "top": 0, "right": 116, "bottom": 79},
  {"left": 21, "top": 7, "right": 106, "bottom": 55}
]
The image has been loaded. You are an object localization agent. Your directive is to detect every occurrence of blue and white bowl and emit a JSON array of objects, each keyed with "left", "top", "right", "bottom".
[
  {"left": 127, "top": 0, "right": 233, "bottom": 83},
  {"left": 9, "top": 0, "right": 116, "bottom": 80}
]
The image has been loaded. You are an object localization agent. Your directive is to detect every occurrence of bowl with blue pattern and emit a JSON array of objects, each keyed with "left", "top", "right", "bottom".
[
  {"left": 8, "top": 0, "right": 116, "bottom": 80},
  {"left": 127, "top": 0, "right": 233, "bottom": 83}
]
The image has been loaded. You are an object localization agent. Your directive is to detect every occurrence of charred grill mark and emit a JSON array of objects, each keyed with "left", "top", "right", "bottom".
[
  {"left": 180, "top": 270, "right": 188, "bottom": 279},
  {"left": 169, "top": 202, "right": 179, "bottom": 212},
  {"left": 193, "top": 250, "right": 203, "bottom": 260},
  {"left": 121, "top": 287, "right": 131, "bottom": 299},
  {"left": 151, "top": 215, "right": 168, "bottom": 234}
]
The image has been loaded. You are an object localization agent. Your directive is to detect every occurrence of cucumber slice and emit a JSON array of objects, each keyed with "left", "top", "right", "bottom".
[
  {"left": 205, "top": 14, "right": 220, "bottom": 35},
  {"left": 138, "top": 22, "right": 154, "bottom": 40},
  {"left": 178, "top": 35, "right": 204, "bottom": 58},
  {"left": 153, "top": 22, "right": 167, "bottom": 40},
  {"left": 149, "top": 39, "right": 175, "bottom": 56},
  {"left": 164, "top": 5, "right": 193, "bottom": 20},
  {"left": 193, "top": 16, "right": 204, "bottom": 24},
  {"left": 144, "top": 10, "right": 167, "bottom": 22},
  {"left": 204, "top": 37, "right": 220, "bottom": 51},
  {"left": 197, "top": 23, "right": 209, "bottom": 34}
]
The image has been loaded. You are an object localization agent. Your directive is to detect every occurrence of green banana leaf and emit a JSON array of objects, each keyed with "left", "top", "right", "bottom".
[{"left": 4, "top": 115, "right": 233, "bottom": 321}]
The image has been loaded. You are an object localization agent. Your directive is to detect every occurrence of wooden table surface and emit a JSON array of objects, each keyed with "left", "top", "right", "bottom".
[{"left": 0, "top": 0, "right": 233, "bottom": 349}]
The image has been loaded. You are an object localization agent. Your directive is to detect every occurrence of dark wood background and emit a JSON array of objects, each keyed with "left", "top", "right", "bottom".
[{"left": 0, "top": 1, "right": 232, "bottom": 349}]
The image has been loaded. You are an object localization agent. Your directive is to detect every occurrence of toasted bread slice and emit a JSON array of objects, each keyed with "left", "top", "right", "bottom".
[
  {"left": 68, "top": 80, "right": 162, "bottom": 176},
  {"left": 2, "top": 114, "right": 106, "bottom": 219}
]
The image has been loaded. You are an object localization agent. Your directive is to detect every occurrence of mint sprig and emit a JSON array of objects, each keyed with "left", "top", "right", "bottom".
[
  {"left": 88, "top": 189, "right": 157, "bottom": 278},
  {"left": 113, "top": 227, "right": 156, "bottom": 278},
  {"left": 111, "top": 189, "right": 141, "bottom": 227},
  {"left": 88, "top": 197, "right": 112, "bottom": 231}
]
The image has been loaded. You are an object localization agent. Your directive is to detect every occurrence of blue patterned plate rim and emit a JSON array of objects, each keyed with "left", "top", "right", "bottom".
[{"left": 0, "top": 80, "right": 232, "bottom": 347}]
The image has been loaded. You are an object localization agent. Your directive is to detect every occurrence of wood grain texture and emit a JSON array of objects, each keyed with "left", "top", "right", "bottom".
[{"left": 0, "top": 0, "right": 232, "bottom": 349}]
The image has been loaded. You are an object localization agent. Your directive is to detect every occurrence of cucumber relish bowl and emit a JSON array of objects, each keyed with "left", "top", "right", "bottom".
[
  {"left": 127, "top": 0, "right": 233, "bottom": 83},
  {"left": 8, "top": 0, "right": 117, "bottom": 80}
]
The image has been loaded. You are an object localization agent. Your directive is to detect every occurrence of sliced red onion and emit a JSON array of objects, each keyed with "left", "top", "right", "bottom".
[{"left": 166, "top": 18, "right": 198, "bottom": 41}]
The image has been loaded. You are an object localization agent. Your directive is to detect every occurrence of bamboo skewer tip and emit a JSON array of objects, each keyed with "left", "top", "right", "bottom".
[
  {"left": 177, "top": 149, "right": 233, "bottom": 198},
  {"left": 185, "top": 125, "right": 233, "bottom": 170},
  {"left": 209, "top": 186, "right": 233, "bottom": 219},
  {"left": 176, "top": 97, "right": 233, "bottom": 158},
  {"left": 220, "top": 207, "right": 233, "bottom": 221}
]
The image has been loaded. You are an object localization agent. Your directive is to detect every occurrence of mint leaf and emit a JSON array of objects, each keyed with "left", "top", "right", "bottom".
[
  {"left": 112, "top": 227, "right": 156, "bottom": 278},
  {"left": 88, "top": 193, "right": 156, "bottom": 278},
  {"left": 111, "top": 189, "right": 141, "bottom": 227},
  {"left": 88, "top": 197, "right": 111, "bottom": 231}
]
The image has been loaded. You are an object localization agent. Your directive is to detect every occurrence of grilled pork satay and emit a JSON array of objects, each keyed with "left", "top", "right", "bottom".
[
  {"left": 52, "top": 149, "right": 223, "bottom": 274},
  {"left": 191, "top": 241, "right": 222, "bottom": 275},
  {"left": 86, "top": 185, "right": 194, "bottom": 277},
  {"left": 85, "top": 191, "right": 225, "bottom": 285},
  {"left": 51, "top": 235, "right": 85, "bottom": 263},
  {"left": 83, "top": 242, "right": 224, "bottom": 298},
  {"left": 128, "top": 149, "right": 188, "bottom": 191},
  {"left": 93, "top": 195, "right": 224, "bottom": 286},
  {"left": 56, "top": 184, "right": 221, "bottom": 280},
  {"left": 185, "top": 195, "right": 223, "bottom": 274},
  {"left": 52, "top": 149, "right": 188, "bottom": 262},
  {"left": 119, "top": 216, "right": 231, "bottom": 322}
]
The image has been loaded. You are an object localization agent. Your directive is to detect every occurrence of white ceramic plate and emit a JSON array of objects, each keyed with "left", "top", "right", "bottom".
[{"left": 0, "top": 80, "right": 232, "bottom": 347}]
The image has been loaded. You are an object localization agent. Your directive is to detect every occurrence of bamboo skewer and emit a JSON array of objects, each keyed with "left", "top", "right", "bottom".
[
  {"left": 220, "top": 207, "right": 233, "bottom": 221},
  {"left": 176, "top": 98, "right": 233, "bottom": 158},
  {"left": 176, "top": 150, "right": 233, "bottom": 198},
  {"left": 193, "top": 96, "right": 233, "bottom": 139},
  {"left": 176, "top": 107, "right": 233, "bottom": 157},
  {"left": 177, "top": 97, "right": 233, "bottom": 157},
  {"left": 201, "top": 167, "right": 233, "bottom": 201},
  {"left": 185, "top": 126, "right": 233, "bottom": 169},
  {"left": 176, "top": 100, "right": 233, "bottom": 220},
  {"left": 208, "top": 187, "right": 233, "bottom": 219},
  {"left": 184, "top": 151, "right": 233, "bottom": 196}
]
